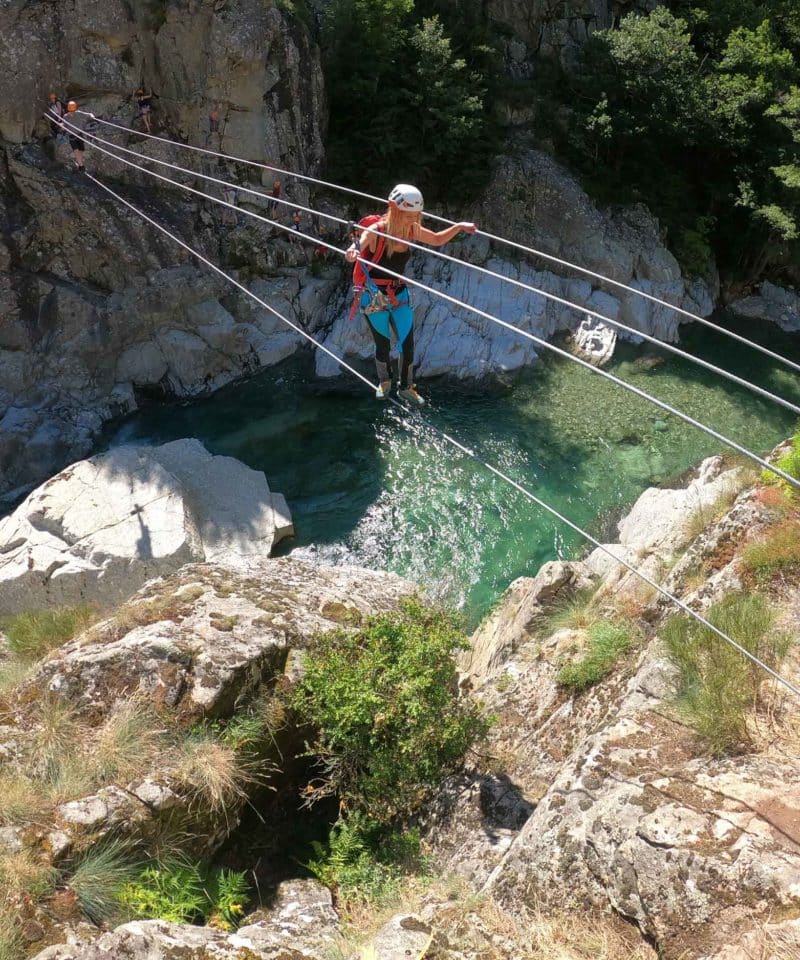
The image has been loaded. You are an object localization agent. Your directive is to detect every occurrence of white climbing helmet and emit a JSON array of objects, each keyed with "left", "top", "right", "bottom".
[{"left": 388, "top": 183, "right": 424, "bottom": 213}]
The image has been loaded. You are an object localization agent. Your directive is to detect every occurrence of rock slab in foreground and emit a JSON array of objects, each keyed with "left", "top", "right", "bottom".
[
  {"left": 0, "top": 439, "right": 293, "bottom": 615},
  {"left": 27, "top": 556, "right": 414, "bottom": 720},
  {"left": 31, "top": 880, "right": 339, "bottom": 959}
]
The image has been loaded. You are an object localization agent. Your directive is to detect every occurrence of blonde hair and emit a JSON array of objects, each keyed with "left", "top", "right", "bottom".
[{"left": 383, "top": 206, "right": 421, "bottom": 254}]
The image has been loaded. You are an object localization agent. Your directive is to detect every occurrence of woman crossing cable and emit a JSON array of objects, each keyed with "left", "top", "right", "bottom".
[{"left": 346, "top": 184, "right": 476, "bottom": 406}]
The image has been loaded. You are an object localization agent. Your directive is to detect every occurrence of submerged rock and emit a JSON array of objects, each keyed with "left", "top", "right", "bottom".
[
  {"left": 0, "top": 439, "right": 293, "bottom": 615},
  {"left": 729, "top": 281, "right": 800, "bottom": 333},
  {"left": 572, "top": 315, "right": 617, "bottom": 365}
]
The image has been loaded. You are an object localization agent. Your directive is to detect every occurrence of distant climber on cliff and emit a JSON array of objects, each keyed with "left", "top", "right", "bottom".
[
  {"left": 46, "top": 93, "right": 65, "bottom": 140},
  {"left": 135, "top": 87, "right": 156, "bottom": 133},
  {"left": 345, "top": 183, "right": 477, "bottom": 406}
]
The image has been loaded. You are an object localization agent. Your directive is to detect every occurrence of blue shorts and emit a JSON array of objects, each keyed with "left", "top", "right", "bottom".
[{"left": 361, "top": 287, "right": 413, "bottom": 346}]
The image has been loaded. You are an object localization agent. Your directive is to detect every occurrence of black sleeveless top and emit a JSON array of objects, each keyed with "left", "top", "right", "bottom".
[{"left": 371, "top": 245, "right": 411, "bottom": 283}]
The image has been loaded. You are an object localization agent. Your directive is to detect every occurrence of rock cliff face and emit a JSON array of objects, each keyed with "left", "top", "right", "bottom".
[
  {"left": 0, "top": 0, "right": 327, "bottom": 503},
  {"left": 316, "top": 150, "right": 715, "bottom": 382},
  {"left": 488, "top": 0, "right": 658, "bottom": 74}
]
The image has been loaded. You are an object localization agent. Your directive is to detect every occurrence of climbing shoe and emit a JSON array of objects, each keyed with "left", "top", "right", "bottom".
[
  {"left": 398, "top": 384, "right": 425, "bottom": 407},
  {"left": 375, "top": 380, "right": 392, "bottom": 400}
]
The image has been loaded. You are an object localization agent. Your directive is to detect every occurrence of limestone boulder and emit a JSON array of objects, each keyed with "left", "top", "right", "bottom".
[
  {"left": 23, "top": 556, "right": 414, "bottom": 720},
  {"left": 461, "top": 560, "right": 594, "bottom": 684},
  {"left": 729, "top": 280, "right": 800, "bottom": 333},
  {"left": 29, "top": 879, "right": 340, "bottom": 960},
  {"left": 28, "top": 880, "right": 339, "bottom": 960},
  {"left": 585, "top": 455, "right": 749, "bottom": 600},
  {"left": 5, "top": 557, "right": 413, "bottom": 861},
  {"left": 0, "top": 439, "right": 294, "bottom": 614}
]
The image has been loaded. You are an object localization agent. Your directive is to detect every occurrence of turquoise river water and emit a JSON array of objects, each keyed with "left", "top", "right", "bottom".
[{"left": 106, "top": 316, "right": 800, "bottom": 628}]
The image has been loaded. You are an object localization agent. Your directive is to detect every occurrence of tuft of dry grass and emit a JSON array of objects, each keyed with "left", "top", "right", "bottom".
[
  {"left": 0, "top": 607, "right": 98, "bottom": 664},
  {"left": 0, "top": 772, "right": 46, "bottom": 826},
  {"left": 0, "top": 905, "right": 22, "bottom": 960},
  {"left": 542, "top": 587, "right": 602, "bottom": 635},
  {"left": 173, "top": 734, "right": 255, "bottom": 814},
  {"left": 0, "top": 660, "right": 34, "bottom": 701},
  {"left": 683, "top": 483, "right": 745, "bottom": 542},
  {"left": 90, "top": 701, "right": 163, "bottom": 786},
  {"left": 741, "top": 518, "right": 800, "bottom": 583},
  {"left": 0, "top": 849, "right": 57, "bottom": 901},
  {"left": 429, "top": 895, "right": 656, "bottom": 960},
  {"left": 334, "top": 880, "right": 656, "bottom": 960},
  {"left": 27, "top": 698, "right": 87, "bottom": 785}
]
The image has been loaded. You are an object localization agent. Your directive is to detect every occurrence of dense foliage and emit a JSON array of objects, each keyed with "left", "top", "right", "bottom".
[
  {"left": 321, "top": 0, "right": 495, "bottom": 202},
  {"left": 549, "top": 2, "right": 800, "bottom": 282},
  {"left": 293, "top": 599, "right": 487, "bottom": 905},
  {"left": 118, "top": 860, "right": 249, "bottom": 929},
  {"left": 293, "top": 598, "right": 487, "bottom": 824},
  {"left": 322, "top": 0, "right": 799, "bottom": 283}
]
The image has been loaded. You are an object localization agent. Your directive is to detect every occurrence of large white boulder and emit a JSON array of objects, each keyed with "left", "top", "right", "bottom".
[{"left": 0, "top": 439, "right": 293, "bottom": 614}]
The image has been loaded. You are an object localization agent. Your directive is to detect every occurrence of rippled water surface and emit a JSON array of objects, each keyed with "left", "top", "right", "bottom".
[{"left": 106, "top": 315, "right": 800, "bottom": 627}]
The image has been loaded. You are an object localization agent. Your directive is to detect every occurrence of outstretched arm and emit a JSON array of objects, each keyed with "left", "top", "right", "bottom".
[{"left": 415, "top": 222, "right": 477, "bottom": 246}]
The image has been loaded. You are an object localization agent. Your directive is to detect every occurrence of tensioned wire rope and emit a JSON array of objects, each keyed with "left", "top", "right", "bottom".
[
  {"left": 82, "top": 168, "right": 800, "bottom": 702},
  {"left": 60, "top": 120, "right": 800, "bottom": 493},
  {"left": 58, "top": 117, "right": 800, "bottom": 418},
  {"left": 74, "top": 108, "right": 800, "bottom": 377}
]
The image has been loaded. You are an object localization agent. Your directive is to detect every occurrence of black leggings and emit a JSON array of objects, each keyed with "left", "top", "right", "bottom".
[{"left": 368, "top": 321, "right": 415, "bottom": 388}]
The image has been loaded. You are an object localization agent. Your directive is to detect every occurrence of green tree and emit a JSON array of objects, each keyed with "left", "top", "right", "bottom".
[
  {"left": 563, "top": 6, "right": 800, "bottom": 282},
  {"left": 406, "top": 17, "right": 489, "bottom": 192},
  {"left": 322, "top": 2, "right": 491, "bottom": 202}
]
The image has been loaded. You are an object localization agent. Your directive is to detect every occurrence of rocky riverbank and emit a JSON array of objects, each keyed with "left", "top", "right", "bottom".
[{"left": 1, "top": 439, "right": 797, "bottom": 959}]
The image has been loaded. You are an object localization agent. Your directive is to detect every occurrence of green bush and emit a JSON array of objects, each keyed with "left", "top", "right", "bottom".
[
  {"left": 663, "top": 592, "right": 790, "bottom": 755},
  {"left": 293, "top": 598, "right": 488, "bottom": 825},
  {"left": 1, "top": 607, "right": 97, "bottom": 663},
  {"left": 118, "top": 859, "right": 208, "bottom": 924},
  {"left": 208, "top": 869, "right": 250, "bottom": 931},
  {"left": 117, "top": 859, "right": 250, "bottom": 928},
  {"left": 306, "top": 814, "right": 428, "bottom": 907},
  {"left": 557, "top": 621, "right": 634, "bottom": 693}
]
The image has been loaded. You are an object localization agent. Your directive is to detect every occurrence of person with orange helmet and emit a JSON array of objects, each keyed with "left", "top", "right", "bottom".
[{"left": 346, "top": 183, "right": 476, "bottom": 406}]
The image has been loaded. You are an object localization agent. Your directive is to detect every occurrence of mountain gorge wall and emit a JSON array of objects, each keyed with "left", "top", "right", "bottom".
[{"left": 0, "top": 0, "right": 715, "bottom": 504}]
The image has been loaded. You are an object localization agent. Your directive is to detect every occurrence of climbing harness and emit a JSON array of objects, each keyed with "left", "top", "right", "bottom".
[
  {"left": 77, "top": 169, "right": 800, "bottom": 703},
  {"left": 348, "top": 215, "right": 403, "bottom": 320}
]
